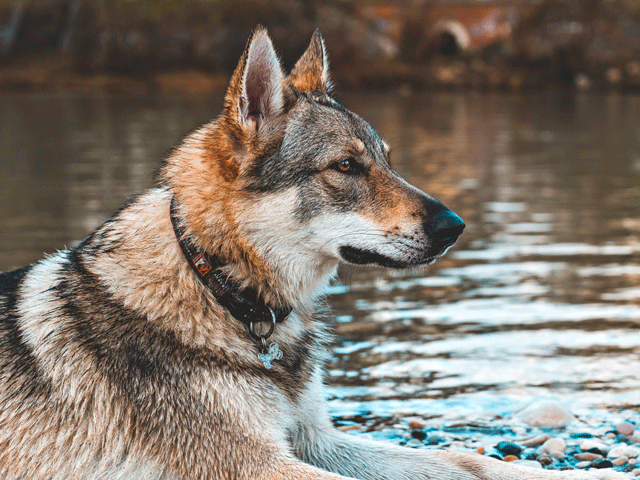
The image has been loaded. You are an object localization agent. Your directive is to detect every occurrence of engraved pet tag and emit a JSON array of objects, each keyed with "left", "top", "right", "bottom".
[{"left": 257, "top": 342, "right": 283, "bottom": 369}]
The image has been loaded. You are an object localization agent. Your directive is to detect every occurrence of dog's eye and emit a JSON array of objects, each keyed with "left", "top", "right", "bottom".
[{"left": 332, "top": 158, "right": 363, "bottom": 175}]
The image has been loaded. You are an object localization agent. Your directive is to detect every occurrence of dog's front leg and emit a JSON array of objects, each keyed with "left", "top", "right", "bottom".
[
  {"left": 292, "top": 424, "right": 628, "bottom": 480},
  {"left": 262, "top": 456, "right": 358, "bottom": 480}
]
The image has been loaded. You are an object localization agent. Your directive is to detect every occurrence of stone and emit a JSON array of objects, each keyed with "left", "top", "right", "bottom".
[
  {"left": 592, "top": 459, "right": 614, "bottom": 469},
  {"left": 542, "top": 437, "right": 567, "bottom": 453},
  {"left": 513, "top": 400, "right": 574, "bottom": 428},
  {"left": 504, "top": 455, "right": 519, "bottom": 462},
  {"left": 549, "top": 451, "right": 565, "bottom": 459},
  {"left": 570, "top": 432, "right": 594, "bottom": 439},
  {"left": 521, "top": 434, "right": 549, "bottom": 446},
  {"left": 496, "top": 441, "right": 522, "bottom": 457},
  {"left": 578, "top": 439, "right": 609, "bottom": 455},
  {"left": 574, "top": 452, "right": 603, "bottom": 461},
  {"left": 616, "top": 422, "right": 635, "bottom": 436},
  {"left": 576, "top": 461, "right": 591, "bottom": 468},
  {"left": 608, "top": 445, "right": 640, "bottom": 459},
  {"left": 538, "top": 456, "right": 552, "bottom": 466},
  {"left": 612, "top": 456, "right": 628, "bottom": 466},
  {"left": 408, "top": 419, "right": 426, "bottom": 430},
  {"left": 476, "top": 446, "right": 485, "bottom": 455}
]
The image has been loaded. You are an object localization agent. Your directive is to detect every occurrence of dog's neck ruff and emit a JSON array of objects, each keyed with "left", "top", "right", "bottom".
[{"left": 169, "top": 196, "right": 292, "bottom": 338}]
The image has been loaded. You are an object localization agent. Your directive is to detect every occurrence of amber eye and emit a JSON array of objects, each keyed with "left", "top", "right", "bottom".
[{"left": 332, "top": 158, "right": 363, "bottom": 175}]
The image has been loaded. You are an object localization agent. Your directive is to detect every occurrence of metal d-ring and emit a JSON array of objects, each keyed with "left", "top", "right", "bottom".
[{"left": 249, "top": 307, "right": 276, "bottom": 342}]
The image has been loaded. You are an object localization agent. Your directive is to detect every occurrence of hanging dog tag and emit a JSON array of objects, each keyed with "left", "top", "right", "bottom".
[{"left": 257, "top": 342, "right": 283, "bottom": 369}]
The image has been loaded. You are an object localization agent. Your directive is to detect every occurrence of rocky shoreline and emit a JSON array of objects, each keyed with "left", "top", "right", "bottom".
[{"left": 333, "top": 400, "right": 640, "bottom": 475}]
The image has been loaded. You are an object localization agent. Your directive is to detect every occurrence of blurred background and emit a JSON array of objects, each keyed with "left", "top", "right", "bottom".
[
  {"left": 2, "top": 0, "right": 640, "bottom": 91},
  {"left": 1, "top": 0, "right": 640, "bottom": 468}
]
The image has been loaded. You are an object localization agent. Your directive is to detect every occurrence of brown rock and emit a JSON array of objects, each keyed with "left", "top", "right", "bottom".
[
  {"left": 538, "top": 456, "right": 552, "bottom": 466},
  {"left": 408, "top": 420, "right": 426, "bottom": 430},
  {"left": 612, "top": 456, "right": 628, "bottom": 466},
  {"left": 574, "top": 452, "right": 603, "bottom": 461}
]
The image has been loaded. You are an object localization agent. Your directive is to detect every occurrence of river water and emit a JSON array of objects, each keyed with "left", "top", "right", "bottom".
[{"left": 1, "top": 90, "right": 639, "bottom": 431}]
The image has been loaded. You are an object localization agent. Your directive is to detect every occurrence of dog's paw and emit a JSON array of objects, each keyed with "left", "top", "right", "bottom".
[{"left": 567, "top": 469, "right": 630, "bottom": 480}]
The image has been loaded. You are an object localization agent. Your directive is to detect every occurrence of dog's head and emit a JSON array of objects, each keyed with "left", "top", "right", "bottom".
[{"left": 166, "top": 27, "right": 463, "bottom": 297}]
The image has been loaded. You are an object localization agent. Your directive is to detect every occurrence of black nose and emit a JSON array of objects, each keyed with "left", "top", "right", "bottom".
[{"left": 426, "top": 210, "right": 465, "bottom": 252}]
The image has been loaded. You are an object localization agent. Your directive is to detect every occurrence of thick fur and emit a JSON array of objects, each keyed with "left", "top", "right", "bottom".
[{"left": 0, "top": 28, "right": 624, "bottom": 480}]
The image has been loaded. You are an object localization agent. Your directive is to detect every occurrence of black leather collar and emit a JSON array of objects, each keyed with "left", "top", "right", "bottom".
[{"left": 169, "top": 196, "right": 291, "bottom": 333}]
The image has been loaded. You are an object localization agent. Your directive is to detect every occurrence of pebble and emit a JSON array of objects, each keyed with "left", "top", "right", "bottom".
[
  {"left": 496, "top": 441, "right": 522, "bottom": 457},
  {"left": 578, "top": 439, "right": 609, "bottom": 454},
  {"left": 538, "top": 456, "right": 552, "bottom": 466},
  {"left": 633, "top": 468, "right": 640, "bottom": 476},
  {"left": 607, "top": 445, "right": 640, "bottom": 459},
  {"left": 570, "top": 432, "right": 594, "bottom": 439},
  {"left": 521, "top": 434, "right": 549, "bottom": 446},
  {"left": 411, "top": 430, "right": 427, "bottom": 441},
  {"left": 612, "top": 456, "right": 628, "bottom": 466},
  {"left": 592, "top": 459, "right": 614, "bottom": 469},
  {"left": 574, "top": 452, "right": 603, "bottom": 461},
  {"left": 340, "top": 412, "right": 640, "bottom": 474},
  {"left": 408, "top": 419, "right": 426, "bottom": 430},
  {"left": 513, "top": 400, "right": 575, "bottom": 428},
  {"left": 542, "top": 437, "right": 567, "bottom": 453}
]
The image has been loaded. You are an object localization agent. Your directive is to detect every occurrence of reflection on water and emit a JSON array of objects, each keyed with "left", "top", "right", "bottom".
[{"left": 1, "top": 91, "right": 639, "bottom": 425}]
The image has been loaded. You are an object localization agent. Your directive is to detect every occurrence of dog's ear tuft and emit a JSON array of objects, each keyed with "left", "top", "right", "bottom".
[
  {"left": 288, "top": 29, "right": 332, "bottom": 93},
  {"left": 224, "top": 26, "right": 288, "bottom": 129}
]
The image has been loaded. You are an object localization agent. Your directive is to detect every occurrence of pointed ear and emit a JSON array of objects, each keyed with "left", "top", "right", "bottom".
[
  {"left": 288, "top": 29, "right": 332, "bottom": 93},
  {"left": 224, "top": 27, "right": 288, "bottom": 129}
]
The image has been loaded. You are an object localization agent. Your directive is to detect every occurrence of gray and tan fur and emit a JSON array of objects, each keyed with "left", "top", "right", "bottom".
[{"left": 0, "top": 27, "right": 624, "bottom": 480}]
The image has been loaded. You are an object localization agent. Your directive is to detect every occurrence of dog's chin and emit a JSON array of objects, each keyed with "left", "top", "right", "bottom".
[{"left": 338, "top": 246, "right": 437, "bottom": 269}]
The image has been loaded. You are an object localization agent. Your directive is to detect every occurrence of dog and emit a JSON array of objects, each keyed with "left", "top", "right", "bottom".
[{"left": 0, "top": 27, "right": 625, "bottom": 480}]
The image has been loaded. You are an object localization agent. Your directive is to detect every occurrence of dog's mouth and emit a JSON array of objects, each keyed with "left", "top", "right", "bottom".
[{"left": 338, "top": 246, "right": 437, "bottom": 269}]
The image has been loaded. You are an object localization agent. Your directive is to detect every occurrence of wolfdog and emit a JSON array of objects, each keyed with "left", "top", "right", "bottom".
[{"left": 0, "top": 27, "right": 624, "bottom": 480}]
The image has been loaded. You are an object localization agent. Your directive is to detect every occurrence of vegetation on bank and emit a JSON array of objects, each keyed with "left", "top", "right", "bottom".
[{"left": 2, "top": 0, "right": 640, "bottom": 92}]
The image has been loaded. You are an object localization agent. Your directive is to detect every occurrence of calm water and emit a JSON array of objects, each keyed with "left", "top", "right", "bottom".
[{"left": 1, "top": 91, "right": 639, "bottom": 427}]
